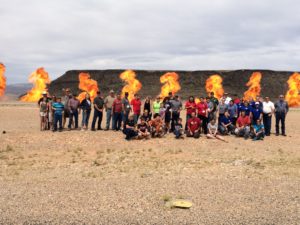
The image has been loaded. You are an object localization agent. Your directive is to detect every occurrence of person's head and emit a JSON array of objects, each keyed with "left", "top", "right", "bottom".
[
  {"left": 200, "top": 97, "right": 204, "bottom": 103},
  {"left": 57, "top": 97, "right": 62, "bottom": 102},
  {"left": 256, "top": 119, "right": 262, "bottom": 125},
  {"left": 97, "top": 91, "right": 101, "bottom": 97},
  {"left": 128, "top": 114, "right": 134, "bottom": 121},
  {"left": 220, "top": 98, "right": 225, "bottom": 104},
  {"left": 140, "top": 117, "right": 146, "bottom": 124},
  {"left": 206, "top": 96, "right": 210, "bottom": 102},
  {"left": 256, "top": 96, "right": 260, "bottom": 101},
  {"left": 224, "top": 111, "right": 230, "bottom": 117},
  {"left": 145, "top": 96, "right": 151, "bottom": 103},
  {"left": 177, "top": 118, "right": 182, "bottom": 124},
  {"left": 117, "top": 93, "right": 121, "bottom": 99},
  {"left": 224, "top": 92, "right": 228, "bottom": 97},
  {"left": 155, "top": 114, "right": 161, "bottom": 121},
  {"left": 265, "top": 96, "right": 270, "bottom": 102},
  {"left": 156, "top": 96, "right": 161, "bottom": 102},
  {"left": 210, "top": 92, "right": 215, "bottom": 97},
  {"left": 134, "top": 94, "right": 139, "bottom": 99},
  {"left": 249, "top": 96, "right": 253, "bottom": 102},
  {"left": 109, "top": 90, "right": 115, "bottom": 97},
  {"left": 244, "top": 100, "right": 249, "bottom": 106},
  {"left": 168, "top": 92, "right": 173, "bottom": 98},
  {"left": 144, "top": 109, "right": 149, "bottom": 115},
  {"left": 72, "top": 93, "right": 77, "bottom": 99},
  {"left": 174, "top": 95, "right": 179, "bottom": 100},
  {"left": 229, "top": 100, "right": 234, "bottom": 105},
  {"left": 85, "top": 93, "right": 90, "bottom": 99},
  {"left": 210, "top": 119, "right": 216, "bottom": 125},
  {"left": 191, "top": 112, "right": 196, "bottom": 118},
  {"left": 279, "top": 94, "right": 284, "bottom": 101},
  {"left": 42, "top": 91, "right": 47, "bottom": 99},
  {"left": 240, "top": 110, "right": 246, "bottom": 117},
  {"left": 189, "top": 96, "right": 195, "bottom": 102},
  {"left": 52, "top": 95, "right": 56, "bottom": 102},
  {"left": 160, "top": 103, "right": 164, "bottom": 108},
  {"left": 64, "top": 88, "right": 70, "bottom": 96},
  {"left": 255, "top": 102, "right": 260, "bottom": 108}
]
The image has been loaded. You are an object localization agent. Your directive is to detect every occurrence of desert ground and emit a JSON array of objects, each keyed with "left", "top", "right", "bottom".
[{"left": 0, "top": 102, "right": 299, "bottom": 225}]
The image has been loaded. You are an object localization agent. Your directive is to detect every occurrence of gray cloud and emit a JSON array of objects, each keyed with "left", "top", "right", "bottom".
[{"left": 1, "top": 0, "right": 300, "bottom": 84}]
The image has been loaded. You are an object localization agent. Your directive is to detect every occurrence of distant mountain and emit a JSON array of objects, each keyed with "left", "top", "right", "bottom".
[{"left": 6, "top": 83, "right": 32, "bottom": 96}]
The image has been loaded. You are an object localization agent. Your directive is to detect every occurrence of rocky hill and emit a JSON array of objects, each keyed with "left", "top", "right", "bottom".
[{"left": 48, "top": 69, "right": 294, "bottom": 99}]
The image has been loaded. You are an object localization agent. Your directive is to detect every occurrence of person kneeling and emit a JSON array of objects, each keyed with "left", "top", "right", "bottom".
[
  {"left": 252, "top": 119, "right": 265, "bottom": 141},
  {"left": 186, "top": 112, "right": 201, "bottom": 139},
  {"left": 149, "top": 114, "right": 165, "bottom": 138},
  {"left": 235, "top": 111, "right": 251, "bottom": 139},
  {"left": 123, "top": 115, "right": 138, "bottom": 140},
  {"left": 137, "top": 117, "right": 150, "bottom": 139},
  {"left": 207, "top": 119, "right": 226, "bottom": 142},
  {"left": 174, "top": 118, "right": 184, "bottom": 139},
  {"left": 219, "top": 112, "right": 235, "bottom": 135}
]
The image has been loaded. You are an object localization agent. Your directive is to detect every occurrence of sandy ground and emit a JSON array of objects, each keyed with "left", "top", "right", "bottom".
[{"left": 0, "top": 102, "right": 299, "bottom": 224}]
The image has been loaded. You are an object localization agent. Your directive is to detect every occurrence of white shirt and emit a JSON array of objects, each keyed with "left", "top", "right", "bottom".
[
  {"left": 224, "top": 97, "right": 232, "bottom": 105},
  {"left": 263, "top": 101, "right": 275, "bottom": 114}
]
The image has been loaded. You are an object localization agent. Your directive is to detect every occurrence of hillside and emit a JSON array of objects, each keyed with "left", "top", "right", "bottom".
[{"left": 48, "top": 69, "right": 294, "bottom": 99}]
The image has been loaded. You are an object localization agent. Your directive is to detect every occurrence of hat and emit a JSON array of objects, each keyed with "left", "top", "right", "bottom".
[
  {"left": 255, "top": 102, "right": 260, "bottom": 105},
  {"left": 42, "top": 91, "right": 47, "bottom": 95},
  {"left": 110, "top": 90, "right": 114, "bottom": 93}
]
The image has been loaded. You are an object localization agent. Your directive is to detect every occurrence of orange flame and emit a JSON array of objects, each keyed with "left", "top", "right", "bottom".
[
  {"left": 0, "top": 63, "right": 6, "bottom": 97},
  {"left": 119, "top": 70, "right": 142, "bottom": 101},
  {"left": 243, "top": 72, "right": 262, "bottom": 101},
  {"left": 285, "top": 72, "right": 300, "bottom": 107},
  {"left": 77, "top": 72, "right": 99, "bottom": 102},
  {"left": 20, "top": 67, "right": 51, "bottom": 102},
  {"left": 159, "top": 72, "right": 181, "bottom": 98},
  {"left": 205, "top": 75, "right": 224, "bottom": 99}
]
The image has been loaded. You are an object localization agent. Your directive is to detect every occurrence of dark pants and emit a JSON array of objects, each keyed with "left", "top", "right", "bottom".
[
  {"left": 263, "top": 113, "right": 272, "bottom": 135},
  {"left": 198, "top": 115, "right": 208, "bottom": 134},
  {"left": 113, "top": 112, "right": 122, "bottom": 131},
  {"left": 174, "top": 129, "right": 183, "bottom": 139},
  {"left": 186, "top": 131, "right": 200, "bottom": 139},
  {"left": 275, "top": 113, "right": 286, "bottom": 135},
  {"left": 68, "top": 110, "right": 78, "bottom": 129},
  {"left": 54, "top": 114, "right": 62, "bottom": 131},
  {"left": 185, "top": 114, "right": 192, "bottom": 130},
  {"left": 123, "top": 128, "right": 138, "bottom": 140},
  {"left": 82, "top": 110, "right": 91, "bottom": 127},
  {"left": 134, "top": 114, "right": 140, "bottom": 125},
  {"left": 91, "top": 110, "right": 103, "bottom": 129},
  {"left": 171, "top": 111, "right": 180, "bottom": 132},
  {"left": 253, "top": 132, "right": 265, "bottom": 140},
  {"left": 106, "top": 109, "right": 112, "bottom": 129}
]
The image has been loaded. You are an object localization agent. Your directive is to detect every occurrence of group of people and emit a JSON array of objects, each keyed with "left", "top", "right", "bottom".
[{"left": 38, "top": 88, "right": 289, "bottom": 142}]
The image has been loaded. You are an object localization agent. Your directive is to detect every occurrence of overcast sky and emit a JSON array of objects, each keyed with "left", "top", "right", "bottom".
[{"left": 1, "top": 0, "right": 300, "bottom": 84}]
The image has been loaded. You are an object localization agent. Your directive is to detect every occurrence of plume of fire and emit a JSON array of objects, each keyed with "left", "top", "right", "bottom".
[
  {"left": 20, "top": 68, "right": 51, "bottom": 102},
  {"left": 285, "top": 72, "right": 300, "bottom": 107},
  {"left": 0, "top": 63, "right": 6, "bottom": 97},
  {"left": 77, "top": 72, "right": 99, "bottom": 102},
  {"left": 243, "top": 72, "right": 262, "bottom": 101},
  {"left": 159, "top": 72, "right": 181, "bottom": 98},
  {"left": 205, "top": 75, "right": 224, "bottom": 99},
  {"left": 119, "top": 70, "right": 142, "bottom": 101}
]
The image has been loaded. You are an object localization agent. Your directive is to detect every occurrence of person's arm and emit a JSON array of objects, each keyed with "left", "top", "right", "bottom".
[{"left": 286, "top": 102, "right": 289, "bottom": 114}]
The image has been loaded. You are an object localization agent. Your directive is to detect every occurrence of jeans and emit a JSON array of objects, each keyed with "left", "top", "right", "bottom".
[
  {"left": 198, "top": 115, "right": 208, "bottom": 134},
  {"left": 106, "top": 109, "right": 112, "bottom": 129},
  {"left": 113, "top": 112, "right": 122, "bottom": 130},
  {"left": 263, "top": 113, "right": 272, "bottom": 135},
  {"left": 253, "top": 132, "right": 265, "bottom": 140},
  {"left": 68, "top": 109, "right": 78, "bottom": 129},
  {"left": 82, "top": 110, "right": 91, "bottom": 127},
  {"left": 275, "top": 112, "right": 286, "bottom": 134},
  {"left": 134, "top": 114, "right": 140, "bottom": 125},
  {"left": 235, "top": 126, "right": 250, "bottom": 138},
  {"left": 174, "top": 129, "right": 183, "bottom": 139},
  {"left": 122, "top": 111, "right": 130, "bottom": 123},
  {"left": 186, "top": 131, "right": 200, "bottom": 139},
  {"left": 123, "top": 128, "right": 138, "bottom": 140},
  {"left": 219, "top": 124, "right": 235, "bottom": 135},
  {"left": 91, "top": 109, "right": 103, "bottom": 129},
  {"left": 171, "top": 111, "right": 180, "bottom": 132},
  {"left": 54, "top": 114, "right": 62, "bottom": 131}
]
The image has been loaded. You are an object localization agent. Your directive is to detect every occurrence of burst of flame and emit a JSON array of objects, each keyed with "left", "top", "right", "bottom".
[
  {"left": 243, "top": 72, "right": 262, "bottom": 101},
  {"left": 0, "top": 63, "right": 6, "bottom": 97},
  {"left": 20, "top": 67, "right": 51, "bottom": 102},
  {"left": 119, "top": 70, "right": 142, "bottom": 101},
  {"left": 285, "top": 72, "right": 300, "bottom": 107},
  {"left": 205, "top": 75, "right": 224, "bottom": 99},
  {"left": 77, "top": 72, "right": 99, "bottom": 102},
  {"left": 159, "top": 72, "right": 181, "bottom": 98}
]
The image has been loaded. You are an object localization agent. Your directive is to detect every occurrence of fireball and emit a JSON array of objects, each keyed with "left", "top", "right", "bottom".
[
  {"left": 20, "top": 68, "right": 51, "bottom": 102},
  {"left": 285, "top": 72, "right": 300, "bottom": 107},
  {"left": 205, "top": 75, "right": 224, "bottom": 99},
  {"left": 119, "top": 70, "right": 142, "bottom": 101},
  {"left": 77, "top": 72, "right": 99, "bottom": 102},
  {"left": 0, "top": 63, "right": 6, "bottom": 97},
  {"left": 159, "top": 72, "right": 181, "bottom": 98},
  {"left": 243, "top": 72, "right": 262, "bottom": 101}
]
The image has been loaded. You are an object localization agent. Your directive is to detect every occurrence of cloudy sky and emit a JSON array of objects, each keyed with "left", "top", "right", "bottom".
[{"left": 1, "top": 0, "right": 300, "bottom": 84}]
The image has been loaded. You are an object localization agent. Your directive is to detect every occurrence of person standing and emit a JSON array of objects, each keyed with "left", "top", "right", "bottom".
[
  {"left": 144, "top": 96, "right": 152, "bottom": 119},
  {"left": 112, "top": 93, "right": 123, "bottom": 131},
  {"left": 196, "top": 97, "right": 208, "bottom": 134},
  {"left": 62, "top": 88, "right": 71, "bottom": 128},
  {"left": 131, "top": 94, "right": 142, "bottom": 125},
  {"left": 227, "top": 100, "right": 238, "bottom": 126},
  {"left": 68, "top": 93, "right": 80, "bottom": 130},
  {"left": 91, "top": 91, "right": 104, "bottom": 131},
  {"left": 121, "top": 92, "right": 131, "bottom": 128},
  {"left": 79, "top": 93, "right": 92, "bottom": 131},
  {"left": 39, "top": 95, "right": 49, "bottom": 131},
  {"left": 170, "top": 95, "right": 182, "bottom": 132},
  {"left": 217, "top": 98, "right": 228, "bottom": 123},
  {"left": 52, "top": 97, "right": 64, "bottom": 132},
  {"left": 104, "top": 90, "right": 115, "bottom": 131},
  {"left": 262, "top": 97, "right": 275, "bottom": 136},
  {"left": 250, "top": 102, "right": 263, "bottom": 125},
  {"left": 274, "top": 95, "right": 289, "bottom": 136}
]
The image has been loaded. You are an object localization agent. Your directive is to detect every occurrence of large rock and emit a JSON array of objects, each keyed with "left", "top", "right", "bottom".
[{"left": 48, "top": 69, "right": 293, "bottom": 99}]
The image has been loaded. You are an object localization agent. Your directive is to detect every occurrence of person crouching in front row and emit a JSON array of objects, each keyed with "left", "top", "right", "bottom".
[
  {"left": 252, "top": 119, "right": 265, "bottom": 141},
  {"left": 186, "top": 112, "right": 201, "bottom": 139},
  {"left": 137, "top": 117, "right": 151, "bottom": 140},
  {"left": 148, "top": 114, "right": 165, "bottom": 138},
  {"left": 173, "top": 118, "right": 184, "bottom": 139},
  {"left": 123, "top": 115, "right": 138, "bottom": 140},
  {"left": 235, "top": 110, "right": 251, "bottom": 139}
]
